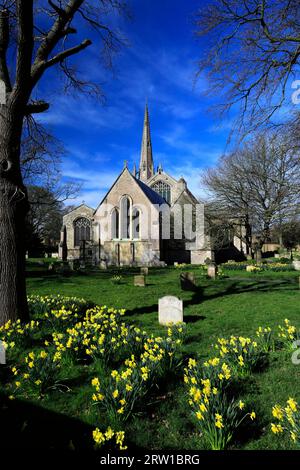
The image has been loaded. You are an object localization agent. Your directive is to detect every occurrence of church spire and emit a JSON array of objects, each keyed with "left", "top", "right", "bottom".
[{"left": 139, "top": 103, "right": 154, "bottom": 181}]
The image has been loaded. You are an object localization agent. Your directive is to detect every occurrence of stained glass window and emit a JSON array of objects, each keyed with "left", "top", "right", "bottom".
[
  {"left": 74, "top": 217, "right": 91, "bottom": 246},
  {"left": 152, "top": 181, "right": 171, "bottom": 204}
]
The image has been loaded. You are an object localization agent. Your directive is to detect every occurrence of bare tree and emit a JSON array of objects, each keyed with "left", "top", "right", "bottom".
[
  {"left": 0, "top": 0, "right": 128, "bottom": 325},
  {"left": 195, "top": 0, "right": 300, "bottom": 134},
  {"left": 201, "top": 133, "right": 300, "bottom": 258}
]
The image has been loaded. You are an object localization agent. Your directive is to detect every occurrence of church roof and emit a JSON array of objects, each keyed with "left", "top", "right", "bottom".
[{"left": 134, "top": 176, "right": 167, "bottom": 205}]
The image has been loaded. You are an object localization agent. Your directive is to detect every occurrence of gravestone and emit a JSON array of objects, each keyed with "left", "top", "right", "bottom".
[
  {"left": 274, "top": 254, "right": 280, "bottom": 259},
  {"left": 292, "top": 260, "right": 300, "bottom": 271},
  {"left": 140, "top": 267, "right": 149, "bottom": 275},
  {"left": 159, "top": 296, "right": 183, "bottom": 325},
  {"left": 180, "top": 272, "right": 196, "bottom": 291},
  {"left": 100, "top": 260, "right": 108, "bottom": 270},
  {"left": 134, "top": 275, "right": 146, "bottom": 287},
  {"left": 207, "top": 263, "right": 218, "bottom": 279},
  {"left": 68, "top": 260, "right": 75, "bottom": 271},
  {"left": 174, "top": 262, "right": 178, "bottom": 267}
]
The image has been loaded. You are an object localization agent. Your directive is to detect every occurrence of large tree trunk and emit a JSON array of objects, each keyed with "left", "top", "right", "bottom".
[{"left": 0, "top": 102, "right": 29, "bottom": 326}]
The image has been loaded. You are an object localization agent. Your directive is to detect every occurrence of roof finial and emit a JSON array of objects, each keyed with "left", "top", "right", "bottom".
[{"left": 124, "top": 160, "right": 128, "bottom": 169}]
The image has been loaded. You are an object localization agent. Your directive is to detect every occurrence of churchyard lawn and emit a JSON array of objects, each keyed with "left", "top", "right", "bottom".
[{"left": 1, "top": 261, "right": 299, "bottom": 451}]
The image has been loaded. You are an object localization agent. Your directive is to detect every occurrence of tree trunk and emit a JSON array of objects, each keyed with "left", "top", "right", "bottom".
[{"left": 0, "top": 102, "right": 29, "bottom": 326}]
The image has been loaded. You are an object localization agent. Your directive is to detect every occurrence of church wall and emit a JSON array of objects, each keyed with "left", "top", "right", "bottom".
[
  {"left": 102, "top": 240, "right": 160, "bottom": 266},
  {"left": 94, "top": 169, "right": 162, "bottom": 266},
  {"left": 62, "top": 205, "right": 95, "bottom": 260}
]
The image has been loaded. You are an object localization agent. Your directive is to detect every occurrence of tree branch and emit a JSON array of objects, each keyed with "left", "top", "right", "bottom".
[
  {"left": 44, "top": 38, "right": 92, "bottom": 69},
  {"left": 24, "top": 101, "right": 50, "bottom": 115}
]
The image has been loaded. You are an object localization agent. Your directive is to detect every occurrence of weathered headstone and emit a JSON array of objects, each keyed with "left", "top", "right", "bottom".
[
  {"left": 140, "top": 267, "right": 149, "bottom": 275},
  {"left": 25, "top": 251, "right": 29, "bottom": 259},
  {"left": 100, "top": 260, "right": 108, "bottom": 270},
  {"left": 68, "top": 260, "right": 75, "bottom": 271},
  {"left": 293, "top": 260, "right": 300, "bottom": 271},
  {"left": 134, "top": 275, "right": 146, "bottom": 287},
  {"left": 174, "top": 262, "right": 178, "bottom": 267},
  {"left": 274, "top": 254, "right": 280, "bottom": 259},
  {"left": 180, "top": 272, "right": 196, "bottom": 291},
  {"left": 159, "top": 296, "right": 183, "bottom": 325},
  {"left": 79, "top": 261, "right": 86, "bottom": 270},
  {"left": 207, "top": 263, "right": 218, "bottom": 279}
]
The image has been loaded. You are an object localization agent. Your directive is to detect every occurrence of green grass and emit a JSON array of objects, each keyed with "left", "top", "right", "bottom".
[{"left": 1, "top": 263, "right": 300, "bottom": 451}]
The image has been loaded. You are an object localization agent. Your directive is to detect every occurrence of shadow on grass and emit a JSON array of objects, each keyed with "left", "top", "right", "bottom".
[
  {"left": 0, "top": 393, "right": 94, "bottom": 450},
  {"left": 125, "top": 278, "right": 293, "bottom": 318}
]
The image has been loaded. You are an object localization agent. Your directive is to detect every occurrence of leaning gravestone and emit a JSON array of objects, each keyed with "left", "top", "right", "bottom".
[
  {"left": 207, "top": 263, "right": 218, "bottom": 279},
  {"left": 159, "top": 296, "right": 183, "bottom": 325},
  {"left": 134, "top": 275, "right": 146, "bottom": 287},
  {"left": 180, "top": 272, "right": 196, "bottom": 291},
  {"left": 140, "top": 267, "right": 149, "bottom": 275}
]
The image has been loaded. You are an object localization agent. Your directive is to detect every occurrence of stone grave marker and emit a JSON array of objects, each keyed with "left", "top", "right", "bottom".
[
  {"left": 293, "top": 260, "right": 300, "bottom": 271},
  {"left": 207, "top": 263, "right": 218, "bottom": 279},
  {"left": 134, "top": 274, "right": 146, "bottom": 287},
  {"left": 158, "top": 296, "right": 183, "bottom": 325},
  {"left": 140, "top": 267, "right": 149, "bottom": 275}
]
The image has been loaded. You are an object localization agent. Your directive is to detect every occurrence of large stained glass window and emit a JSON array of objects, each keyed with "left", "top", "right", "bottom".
[
  {"left": 152, "top": 181, "right": 171, "bottom": 204},
  {"left": 74, "top": 217, "right": 91, "bottom": 246}
]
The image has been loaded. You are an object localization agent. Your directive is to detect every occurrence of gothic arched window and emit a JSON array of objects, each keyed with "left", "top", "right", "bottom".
[
  {"left": 111, "top": 208, "right": 120, "bottom": 239},
  {"left": 74, "top": 217, "right": 91, "bottom": 246},
  {"left": 120, "top": 196, "right": 131, "bottom": 239},
  {"left": 132, "top": 207, "right": 140, "bottom": 239},
  {"left": 152, "top": 181, "right": 171, "bottom": 204}
]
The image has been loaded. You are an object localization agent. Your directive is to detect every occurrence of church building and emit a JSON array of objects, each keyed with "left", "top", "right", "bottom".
[{"left": 59, "top": 105, "right": 212, "bottom": 266}]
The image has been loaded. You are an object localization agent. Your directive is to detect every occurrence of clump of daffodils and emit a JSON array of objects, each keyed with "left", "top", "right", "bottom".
[
  {"left": 184, "top": 357, "right": 256, "bottom": 450},
  {"left": 256, "top": 326, "right": 275, "bottom": 352},
  {"left": 10, "top": 349, "right": 62, "bottom": 398},
  {"left": 93, "top": 427, "right": 127, "bottom": 450},
  {"left": 214, "top": 335, "right": 263, "bottom": 377},
  {"left": 278, "top": 319, "right": 298, "bottom": 350},
  {"left": 271, "top": 398, "right": 300, "bottom": 445},
  {"left": 0, "top": 319, "right": 39, "bottom": 350},
  {"left": 91, "top": 329, "right": 184, "bottom": 423}
]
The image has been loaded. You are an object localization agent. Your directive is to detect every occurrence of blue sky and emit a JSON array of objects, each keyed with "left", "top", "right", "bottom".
[{"left": 36, "top": 0, "right": 235, "bottom": 207}]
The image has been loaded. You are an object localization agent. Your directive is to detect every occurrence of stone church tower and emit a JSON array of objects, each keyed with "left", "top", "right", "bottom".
[{"left": 60, "top": 105, "right": 212, "bottom": 266}]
